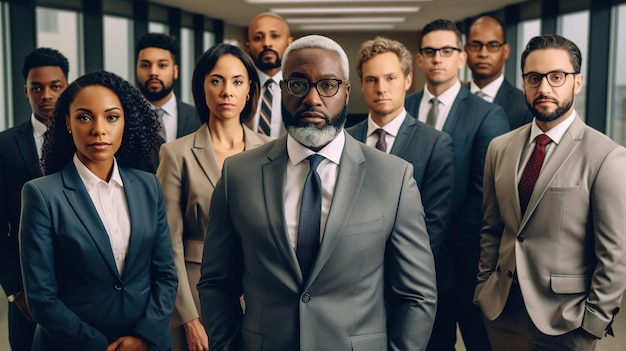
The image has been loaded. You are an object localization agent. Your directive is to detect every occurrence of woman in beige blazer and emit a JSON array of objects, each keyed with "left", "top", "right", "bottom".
[{"left": 156, "top": 44, "right": 271, "bottom": 351}]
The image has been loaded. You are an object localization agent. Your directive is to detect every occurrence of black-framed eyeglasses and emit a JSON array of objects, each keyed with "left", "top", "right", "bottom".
[
  {"left": 419, "top": 46, "right": 462, "bottom": 58},
  {"left": 522, "top": 71, "right": 578, "bottom": 88},
  {"left": 466, "top": 41, "right": 505, "bottom": 52},
  {"left": 282, "top": 78, "right": 346, "bottom": 98}
]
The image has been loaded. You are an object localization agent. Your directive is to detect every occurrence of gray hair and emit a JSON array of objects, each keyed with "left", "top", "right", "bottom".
[{"left": 281, "top": 35, "right": 349, "bottom": 80}]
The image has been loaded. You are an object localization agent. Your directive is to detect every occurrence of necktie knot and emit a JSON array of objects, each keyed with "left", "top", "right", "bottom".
[
  {"left": 265, "top": 78, "right": 274, "bottom": 88},
  {"left": 374, "top": 128, "right": 387, "bottom": 152},
  {"left": 306, "top": 154, "right": 324, "bottom": 171},
  {"left": 476, "top": 90, "right": 488, "bottom": 99},
  {"left": 154, "top": 108, "right": 166, "bottom": 141},
  {"left": 535, "top": 134, "right": 552, "bottom": 147}
]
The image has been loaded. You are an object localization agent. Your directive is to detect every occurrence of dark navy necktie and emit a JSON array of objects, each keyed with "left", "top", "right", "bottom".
[{"left": 296, "top": 154, "right": 324, "bottom": 282}]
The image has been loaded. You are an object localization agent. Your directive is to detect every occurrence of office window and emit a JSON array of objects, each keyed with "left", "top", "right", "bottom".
[
  {"left": 203, "top": 31, "right": 215, "bottom": 52},
  {"left": 36, "top": 7, "right": 82, "bottom": 82},
  {"left": 0, "top": 1, "right": 9, "bottom": 131},
  {"left": 609, "top": 4, "right": 626, "bottom": 146},
  {"left": 180, "top": 27, "right": 193, "bottom": 105},
  {"left": 104, "top": 15, "right": 132, "bottom": 81},
  {"left": 516, "top": 19, "right": 541, "bottom": 89},
  {"left": 149, "top": 22, "right": 168, "bottom": 34},
  {"left": 557, "top": 11, "right": 589, "bottom": 121}
]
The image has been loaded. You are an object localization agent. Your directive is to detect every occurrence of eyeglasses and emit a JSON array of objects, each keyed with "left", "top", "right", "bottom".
[
  {"left": 522, "top": 71, "right": 578, "bottom": 88},
  {"left": 419, "top": 46, "right": 462, "bottom": 58},
  {"left": 283, "top": 78, "right": 346, "bottom": 98},
  {"left": 466, "top": 41, "right": 505, "bottom": 52}
]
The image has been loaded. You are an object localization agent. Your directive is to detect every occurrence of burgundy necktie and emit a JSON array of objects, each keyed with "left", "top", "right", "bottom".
[
  {"left": 375, "top": 128, "right": 387, "bottom": 152},
  {"left": 518, "top": 134, "right": 552, "bottom": 215}
]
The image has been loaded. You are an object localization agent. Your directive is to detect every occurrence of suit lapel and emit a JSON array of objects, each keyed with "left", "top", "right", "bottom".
[
  {"left": 16, "top": 121, "right": 42, "bottom": 176},
  {"left": 61, "top": 164, "right": 120, "bottom": 278},
  {"left": 261, "top": 137, "right": 303, "bottom": 281},
  {"left": 305, "top": 134, "right": 366, "bottom": 289},
  {"left": 499, "top": 127, "right": 530, "bottom": 228},
  {"left": 389, "top": 115, "right": 417, "bottom": 157},
  {"left": 520, "top": 118, "right": 585, "bottom": 227},
  {"left": 442, "top": 88, "right": 469, "bottom": 134},
  {"left": 191, "top": 125, "right": 221, "bottom": 188}
]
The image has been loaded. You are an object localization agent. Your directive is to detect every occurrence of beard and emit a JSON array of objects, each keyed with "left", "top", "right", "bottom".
[
  {"left": 252, "top": 48, "right": 282, "bottom": 71},
  {"left": 282, "top": 104, "right": 348, "bottom": 150},
  {"left": 137, "top": 78, "right": 174, "bottom": 102},
  {"left": 527, "top": 93, "right": 574, "bottom": 123}
]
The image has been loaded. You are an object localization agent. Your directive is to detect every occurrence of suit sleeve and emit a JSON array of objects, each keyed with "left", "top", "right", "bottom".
[
  {"left": 421, "top": 132, "right": 454, "bottom": 255},
  {"left": 474, "top": 141, "right": 504, "bottom": 301},
  {"left": 156, "top": 143, "right": 199, "bottom": 326},
  {"left": 130, "top": 175, "right": 178, "bottom": 346},
  {"left": 19, "top": 181, "right": 109, "bottom": 350},
  {"left": 387, "top": 163, "right": 437, "bottom": 351},
  {"left": 197, "top": 158, "right": 243, "bottom": 350},
  {"left": 583, "top": 146, "right": 626, "bottom": 338},
  {"left": 0, "top": 153, "right": 11, "bottom": 288},
  {"left": 457, "top": 106, "right": 509, "bottom": 243}
]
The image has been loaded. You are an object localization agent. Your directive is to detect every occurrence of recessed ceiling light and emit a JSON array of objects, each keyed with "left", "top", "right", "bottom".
[
  {"left": 299, "top": 24, "right": 397, "bottom": 31},
  {"left": 287, "top": 17, "right": 406, "bottom": 24},
  {"left": 272, "top": 7, "right": 420, "bottom": 14},
  {"left": 247, "top": 0, "right": 429, "bottom": 2}
]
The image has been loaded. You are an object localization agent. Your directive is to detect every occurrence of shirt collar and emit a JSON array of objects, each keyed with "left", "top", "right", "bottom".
[
  {"left": 150, "top": 93, "right": 177, "bottom": 116},
  {"left": 469, "top": 74, "right": 504, "bottom": 99},
  {"left": 258, "top": 69, "right": 283, "bottom": 86},
  {"left": 287, "top": 130, "right": 345, "bottom": 166},
  {"left": 424, "top": 80, "right": 461, "bottom": 107},
  {"left": 73, "top": 153, "right": 124, "bottom": 190},
  {"left": 366, "top": 109, "right": 407, "bottom": 137},
  {"left": 31, "top": 113, "right": 47, "bottom": 138},
  {"left": 528, "top": 109, "right": 577, "bottom": 145}
]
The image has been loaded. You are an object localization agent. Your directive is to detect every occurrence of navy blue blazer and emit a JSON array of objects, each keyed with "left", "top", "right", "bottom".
[
  {"left": 0, "top": 120, "right": 41, "bottom": 296},
  {"left": 493, "top": 79, "right": 533, "bottom": 130},
  {"left": 20, "top": 162, "right": 177, "bottom": 351},
  {"left": 346, "top": 114, "right": 454, "bottom": 255},
  {"left": 405, "top": 87, "right": 509, "bottom": 248}
]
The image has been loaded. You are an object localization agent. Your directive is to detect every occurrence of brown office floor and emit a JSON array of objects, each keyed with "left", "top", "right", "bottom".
[{"left": 1, "top": 288, "right": 624, "bottom": 351}]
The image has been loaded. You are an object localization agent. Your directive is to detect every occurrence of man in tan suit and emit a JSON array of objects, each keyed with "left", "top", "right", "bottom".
[{"left": 475, "top": 34, "right": 626, "bottom": 351}]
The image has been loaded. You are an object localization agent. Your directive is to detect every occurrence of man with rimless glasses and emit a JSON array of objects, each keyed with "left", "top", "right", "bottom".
[
  {"left": 465, "top": 15, "right": 533, "bottom": 130},
  {"left": 405, "top": 18, "right": 509, "bottom": 351},
  {"left": 199, "top": 35, "right": 437, "bottom": 350},
  {"left": 475, "top": 34, "right": 626, "bottom": 350}
]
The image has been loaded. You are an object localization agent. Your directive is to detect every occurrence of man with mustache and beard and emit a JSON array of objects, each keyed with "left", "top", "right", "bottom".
[
  {"left": 475, "top": 34, "right": 626, "bottom": 351},
  {"left": 135, "top": 33, "right": 200, "bottom": 146},
  {"left": 198, "top": 35, "right": 437, "bottom": 351},
  {"left": 245, "top": 12, "right": 293, "bottom": 138}
]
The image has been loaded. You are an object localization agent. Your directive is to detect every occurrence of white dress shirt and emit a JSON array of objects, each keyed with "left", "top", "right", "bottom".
[
  {"left": 284, "top": 131, "right": 345, "bottom": 249},
  {"left": 31, "top": 114, "right": 47, "bottom": 160},
  {"left": 253, "top": 70, "right": 284, "bottom": 138},
  {"left": 365, "top": 109, "right": 407, "bottom": 153},
  {"left": 417, "top": 80, "right": 462, "bottom": 131},
  {"left": 517, "top": 110, "right": 577, "bottom": 179},
  {"left": 151, "top": 93, "right": 179, "bottom": 142},
  {"left": 73, "top": 154, "right": 131, "bottom": 275},
  {"left": 469, "top": 74, "right": 504, "bottom": 103}
]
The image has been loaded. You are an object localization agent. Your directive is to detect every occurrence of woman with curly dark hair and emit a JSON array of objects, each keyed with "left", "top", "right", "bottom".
[
  {"left": 156, "top": 44, "right": 270, "bottom": 351},
  {"left": 19, "top": 71, "right": 178, "bottom": 351}
]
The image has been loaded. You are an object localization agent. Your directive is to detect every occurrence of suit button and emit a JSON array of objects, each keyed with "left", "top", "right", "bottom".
[
  {"left": 517, "top": 235, "right": 525, "bottom": 242},
  {"left": 301, "top": 293, "right": 311, "bottom": 303},
  {"left": 506, "top": 270, "right": 514, "bottom": 278},
  {"left": 114, "top": 284, "right": 123, "bottom": 291}
]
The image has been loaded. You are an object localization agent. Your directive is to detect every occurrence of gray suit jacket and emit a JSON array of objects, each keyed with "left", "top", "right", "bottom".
[
  {"left": 475, "top": 117, "right": 626, "bottom": 338},
  {"left": 198, "top": 132, "right": 437, "bottom": 351},
  {"left": 157, "top": 124, "right": 270, "bottom": 327}
]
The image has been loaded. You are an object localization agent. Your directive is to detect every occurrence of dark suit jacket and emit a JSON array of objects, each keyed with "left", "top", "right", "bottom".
[
  {"left": 463, "top": 79, "right": 533, "bottom": 130},
  {"left": 176, "top": 99, "right": 201, "bottom": 138},
  {"left": 346, "top": 114, "right": 454, "bottom": 256},
  {"left": 19, "top": 163, "right": 178, "bottom": 351},
  {"left": 0, "top": 120, "right": 41, "bottom": 296},
  {"left": 198, "top": 133, "right": 437, "bottom": 351},
  {"left": 405, "top": 87, "right": 509, "bottom": 251},
  {"left": 493, "top": 79, "right": 533, "bottom": 130}
]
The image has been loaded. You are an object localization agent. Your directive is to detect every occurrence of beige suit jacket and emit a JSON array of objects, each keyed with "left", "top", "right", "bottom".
[
  {"left": 157, "top": 124, "right": 270, "bottom": 326},
  {"left": 475, "top": 116, "right": 626, "bottom": 338}
]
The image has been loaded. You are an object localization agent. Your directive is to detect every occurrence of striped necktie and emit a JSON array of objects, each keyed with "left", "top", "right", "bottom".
[{"left": 258, "top": 79, "right": 274, "bottom": 136}]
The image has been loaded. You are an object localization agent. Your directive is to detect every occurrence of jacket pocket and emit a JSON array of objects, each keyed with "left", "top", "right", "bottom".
[
  {"left": 350, "top": 333, "right": 387, "bottom": 351},
  {"left": 550, "top": 274, "right": 591, "bottom": 294}
]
